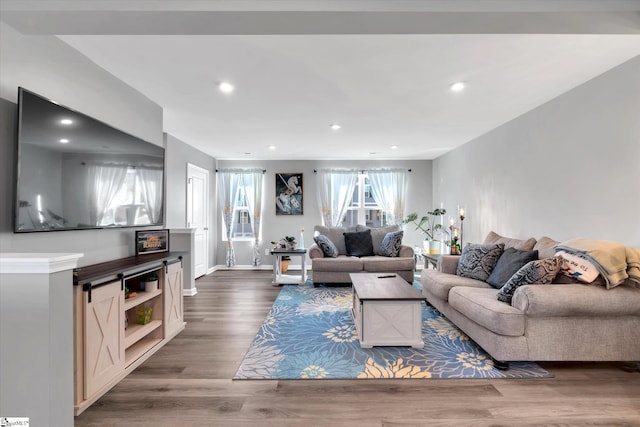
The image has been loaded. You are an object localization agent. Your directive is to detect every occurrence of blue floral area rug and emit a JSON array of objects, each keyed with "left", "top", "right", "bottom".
[{"left": 234, "top": 281, "right": 552, "bottom": 380}]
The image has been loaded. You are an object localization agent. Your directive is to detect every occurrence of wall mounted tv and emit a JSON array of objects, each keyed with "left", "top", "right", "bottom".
[{"left": 15, "top": 87, "right": 165, "bottom": 232}]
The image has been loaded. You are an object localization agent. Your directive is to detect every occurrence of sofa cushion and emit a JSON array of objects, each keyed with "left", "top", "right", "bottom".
[
  {"left": 313, "top": 234, "right": 339, "bottom": 258},
  {"left": 512, "top": 282, "right": 640, "bottom": 317},
  {"left": 344, "top": 229, "right": 375, "bottom": 257},
  {"left": 457, "top": 243, "right": 505, "bottom": 281},
  {"left": 483, "top": 231, "right": 537, "bottom": 251},
  {"left": 361, "top": 255, "right": 414, "bottom": 272},
  {"left": 314, "top": 225, "right": 357, "bottom": 255},
  {"left": 312, "top": 255, "right": 363, "bottom": 272},
  {"left": 357, "top": 224, "right": 401, "bottom": 255},
  {"left": 496, "top": 257, "right": 563, "bottom": 303},
  {"left": 379, "top": 230, "right": 404, "bottom": 257},
  {"left": 449, "top": 287, "right": 525, "bottom": 337},
  {"left": 421, "top": 270, "right": 491, "bottom": 302},
  {"left": 486, "top": 248, "right": 539, "bottom": 289},
  {"left": 533, "top": 236, "right": 559, "bottom": 259}
]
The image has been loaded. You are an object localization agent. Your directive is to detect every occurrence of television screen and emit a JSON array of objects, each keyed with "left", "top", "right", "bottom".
[{"left": 15, "top": 87, "right": 165, "bottom": 232}]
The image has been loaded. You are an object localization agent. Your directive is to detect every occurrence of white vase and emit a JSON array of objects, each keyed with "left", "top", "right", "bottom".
[{"left": 428, "top": 240, "right": 440, "bottom": 255}]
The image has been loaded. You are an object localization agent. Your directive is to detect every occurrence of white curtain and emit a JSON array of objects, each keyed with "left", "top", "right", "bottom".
[
  {"left": 367, "top": 168, "right": 409, "bottom": 225},
  {"left": 316, "top": 169, "right": 358, "bottom": 226},
  {"left": 137, "top": 167, "right": 163, "bottom": 224},
  {"left": 217, "top": 170, "right": 240, "bottom": 267},
  {"left": 88, "top": 165, "right": 128, "bottom": 226},
  {"left": 241, "top": 169, "right": 264, "bottom": 266}
]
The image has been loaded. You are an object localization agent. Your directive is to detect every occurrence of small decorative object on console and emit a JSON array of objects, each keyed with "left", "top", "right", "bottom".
[{"left": 135, "top": 229, "right": 170, "bottom": 255}]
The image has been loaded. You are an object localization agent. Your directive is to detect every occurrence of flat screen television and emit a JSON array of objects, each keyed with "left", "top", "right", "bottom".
[{"left": 15, "top": 87, "right": 165, "bottom": 232}]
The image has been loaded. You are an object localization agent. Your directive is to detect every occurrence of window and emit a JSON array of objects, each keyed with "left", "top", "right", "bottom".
[
  {"left": 222, "top": 186, "right": 254, "bottom": 240},
  {"left": 99, "top": 167, "right": 151, "bottom": 226},
  {"left": 344, "top": 174, "right": 390, "bottom": 228}
]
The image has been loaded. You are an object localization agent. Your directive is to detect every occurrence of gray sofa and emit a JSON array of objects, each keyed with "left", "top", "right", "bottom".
[
  {"left": 421, "top": 232, "right": 640, "bottom": 369},
  {"left": 309, "top": 224, "right": 415, "bottom": 284}
]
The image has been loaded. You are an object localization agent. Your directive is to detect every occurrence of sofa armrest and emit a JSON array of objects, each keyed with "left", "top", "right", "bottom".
[
  {"left": 438, "top": 255, "right": 460, "bottom": 274},
  {"left": 308, "top": 243, "right": 324, "bottom": 259},
  {"left": 398, "top": 245, "right": 414, "bottom": 258}
]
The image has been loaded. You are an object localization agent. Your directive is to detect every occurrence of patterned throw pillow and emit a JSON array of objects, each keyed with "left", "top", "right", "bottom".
[
  {"left": 343, "top": 229, "right": 374, "bottom": 257},
  {"left": 313, "top": 234, "right": 339, "bottom": 258},
  {"left": 496, "top": 257, "right": 563, "bottom": 303},
  {"left": 457, "top": 243, "right": 505, "bottom": 281},
  {"left": 379, "top": 231, "right": 404, "bottom": 257}
]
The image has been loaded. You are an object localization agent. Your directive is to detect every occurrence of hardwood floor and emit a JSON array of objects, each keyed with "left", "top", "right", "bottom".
[{"left": 75, "top": 270, "right": 640, "bottom": 427}]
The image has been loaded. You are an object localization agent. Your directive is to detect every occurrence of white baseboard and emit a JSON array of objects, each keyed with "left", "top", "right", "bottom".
[
  {"left": 211, "top": 264, "right": 310, "bottom": 271},
  {"left": 183, "top": 288, "right": 198, "bottom": 297}
]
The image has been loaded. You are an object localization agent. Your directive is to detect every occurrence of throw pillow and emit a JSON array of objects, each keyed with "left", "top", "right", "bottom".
[
  {"left": 483, "top": 230, "right": 537, "bottom": 251},
  {"left": 314, "top": 225, "right": 357, "bottom": 255},
  {"left": 356, "top": 224, "right": 401, "bottom": 255},
  {"left": 379, "top": 230, "right": 404, "bottom": 257},
  {"left": 313, "top": 234, "right": 339, "bottom": 258},
  {"left": 485, "top": 248, "right": 539, "bottom": 289},
  {"left": 555, "top": 250, "right": 600, "bottom": 283},
  {"left": 457, "top": 243, "right": 505, "bottom": 281},
  {"left": 496, "top": 257, "right": 563, "bottom": 304},
  {"left": 343, "top": 229, "right": 374, "bottom": 257}
]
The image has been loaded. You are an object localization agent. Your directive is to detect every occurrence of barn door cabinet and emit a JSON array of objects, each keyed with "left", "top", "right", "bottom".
[{"left": 73, "top": 253, "right": 185, "bottom": 416}]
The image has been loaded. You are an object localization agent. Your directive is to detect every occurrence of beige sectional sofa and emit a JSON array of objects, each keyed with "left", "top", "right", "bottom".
[
  {"left": 309, "top": 224, "right": 415, "bottom": 284},
  {"left": 421, "top": 232, "right": 640, "bottom": 369}
]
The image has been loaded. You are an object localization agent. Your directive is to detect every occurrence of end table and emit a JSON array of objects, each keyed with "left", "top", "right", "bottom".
[{"left": 270, "top": 248, "right": 307, "bottom": 286}]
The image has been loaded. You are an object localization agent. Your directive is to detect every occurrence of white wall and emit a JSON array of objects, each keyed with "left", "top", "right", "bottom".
[
  {"left": 0, "top": 23, "right": 166, "bottom": 266},
  {"left": 215, "top": 159, "right": 433, "bottom": 267},
  {"left": 433, "top": 55, "right": 640, "bottom": 247}
]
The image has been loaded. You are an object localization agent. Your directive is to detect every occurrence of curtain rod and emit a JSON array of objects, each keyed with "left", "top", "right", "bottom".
[
  {"left": 313, "top": 169, "right": 412, "bottom": 173},
  {"left": 216, "top": 169, "right": 266, "bottom": 174}
]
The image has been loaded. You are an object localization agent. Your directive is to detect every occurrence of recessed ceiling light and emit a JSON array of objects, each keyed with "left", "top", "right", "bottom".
[
  {"left": 391, "top": 145, "right": 399, "bottom": 150},
  {"left": 218, "top": 81, "right": 235, "bottom": 94},
  {"left": 60, "top": 119, "right": 73, "bottom": 125},
  {"left": 268, "top": 145, "right": 276, "bottom": 150},
  {"left": 330, "top": 123, "right": 341, "bottom": 131},
  {"left": 59, "top": 138, "right": 69, "bottom": 144},
  {"left": 450, "top": 82, "right": 466, "bottom": 92}
]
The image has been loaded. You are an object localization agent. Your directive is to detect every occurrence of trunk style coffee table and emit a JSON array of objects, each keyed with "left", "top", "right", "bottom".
[{"left": 350, "top": 272, "right": 424, "bottom": 348}]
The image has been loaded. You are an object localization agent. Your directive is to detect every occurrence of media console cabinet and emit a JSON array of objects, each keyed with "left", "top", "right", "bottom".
[{"left": 72, "top": 252, "right": 185, "bottom": 415}]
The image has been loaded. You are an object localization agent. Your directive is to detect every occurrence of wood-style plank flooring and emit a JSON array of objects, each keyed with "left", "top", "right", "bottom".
[{"left": 75, "top": 270, "right": 640, "bottom": 426}]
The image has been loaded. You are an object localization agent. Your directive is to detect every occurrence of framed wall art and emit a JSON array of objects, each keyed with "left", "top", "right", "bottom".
[{"left": 275, "top": 173, "right": 303, "bottom": 215}]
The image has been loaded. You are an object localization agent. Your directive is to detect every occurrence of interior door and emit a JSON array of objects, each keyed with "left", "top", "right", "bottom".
[{"left": 186, "top": 163, "right": 209, "bottom": 278}]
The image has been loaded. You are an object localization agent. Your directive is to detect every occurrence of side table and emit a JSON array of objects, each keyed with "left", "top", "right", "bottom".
[
  {"left": 270, "top": 248, "right": 307, "bottom": 286},
  {"left": 421, "top": 252, "right": 460, "bottom": 270}
]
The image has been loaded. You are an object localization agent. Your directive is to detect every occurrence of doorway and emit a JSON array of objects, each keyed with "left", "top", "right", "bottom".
[{"left": 186, "top": 163, "right": 209, "bottom": 278}]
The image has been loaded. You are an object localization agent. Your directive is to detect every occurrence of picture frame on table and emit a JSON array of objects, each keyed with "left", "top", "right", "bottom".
[{"left": 135, "top": 229, "right": 170, "bottom": 255}]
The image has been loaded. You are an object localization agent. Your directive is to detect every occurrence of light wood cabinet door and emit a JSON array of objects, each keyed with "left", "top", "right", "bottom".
[
  {"left": 83, "top": 280, "right": 125, "bottom": 398},
  {"left": 164, "top": 261, "right": 184, "bottom": 338}
]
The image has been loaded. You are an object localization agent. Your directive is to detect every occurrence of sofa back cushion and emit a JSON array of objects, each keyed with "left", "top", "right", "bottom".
[
  {"left": 486, "top": 248, "right": 539, "bottom": 289},
  {"left": 483, "top": 231, "right": 537, "bottom": 251},
  {"left": 314, "top": 225, "right": 358, "bottom": 255},
  {"left": 457, "top": 243, "right": 505, "bottom": 281},
  {"left": 533, "top": 236, "right": 560, "bottom": 259},
  {"left": 356, "top": 224, "right": 401, "bottom": 255},
  {"left": 343, "top": 229, "right": 375, "bottom": 257}
]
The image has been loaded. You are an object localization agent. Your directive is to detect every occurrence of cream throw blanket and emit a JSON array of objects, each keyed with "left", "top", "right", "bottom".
[{"left": 555, "top": 238, "right": 640, "bottom": 289}]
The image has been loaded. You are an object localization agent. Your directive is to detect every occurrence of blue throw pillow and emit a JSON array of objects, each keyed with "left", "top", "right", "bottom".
[
  {"left": 314, "top": 234, "right": 339, "bottom": 257},
  {"left": 379, "top": 230, "right": 404, "bottom": 257},
  {"left": 486, "top": 248, "right": 539, "bottom": 289}
]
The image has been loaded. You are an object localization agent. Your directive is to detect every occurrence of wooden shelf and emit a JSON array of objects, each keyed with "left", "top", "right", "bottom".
[
  {"left": 124, "top": 319, "right": 162, "bottom": 349},
  {"left": 124, "top": 289, "right": 162, "bottom": 311},
  {"left": 125, "top": 337, "right": 163, "bottom": 367}
]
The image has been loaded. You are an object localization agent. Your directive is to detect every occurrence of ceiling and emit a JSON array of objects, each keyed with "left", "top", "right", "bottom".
[{"left": 2, "top": 1, "right": 640, "bottom": 160}]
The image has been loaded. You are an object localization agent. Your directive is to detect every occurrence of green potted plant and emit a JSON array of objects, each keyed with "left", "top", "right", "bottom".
[
  {"left": 141, "top": 272, "right": 159, "bottom": 292},
  {"left": 402, "top": 208, "right": 447, "bottom": 254}
]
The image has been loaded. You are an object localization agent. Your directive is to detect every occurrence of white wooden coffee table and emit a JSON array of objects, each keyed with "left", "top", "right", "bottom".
[{"left": 350, "top": 272, "right": 424, "bottom": 348}]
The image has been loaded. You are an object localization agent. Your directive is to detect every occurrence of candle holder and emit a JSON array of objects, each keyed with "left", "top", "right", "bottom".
[{"left": 458, "top": 207, "right": 465, "bottom": 250}]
